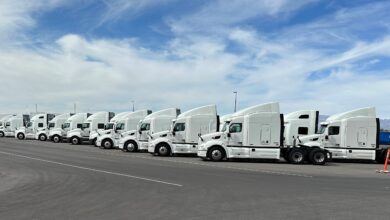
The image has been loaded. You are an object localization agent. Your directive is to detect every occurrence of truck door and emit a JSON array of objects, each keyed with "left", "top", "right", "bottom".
[
  {"left": 227, "top": 123, "right": 248, "bottom": 158},
  {"left": 172, "top": 123, "right": 186, "bottom": 143},
  {"left": 324, "top": 126, "right": 346, "bottom": 158}
]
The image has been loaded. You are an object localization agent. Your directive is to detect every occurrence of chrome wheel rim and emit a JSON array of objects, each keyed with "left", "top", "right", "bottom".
[
  {"left": 292, "top": 152, "right": 303, "bottom": 162},
  {"left": 72, "top": 138, "right": 78, "bottom": 144},
  {"left": 128, "top": 143, "right": 135, "bottom": 151},
  {"left": 104, "top": 141, "right": 111, "bottom": 148},
  {"left": 211, "top": 149, "right": 222, "bottom": 161},
  {"left": 314, "top": 152, "right": 325, "bottom": 163},
  {"left": 159, "top": 146, "right": 167, "bottom": 155},
  {"left": 54, "top": 136, "right": 59, "bottom": 142}
]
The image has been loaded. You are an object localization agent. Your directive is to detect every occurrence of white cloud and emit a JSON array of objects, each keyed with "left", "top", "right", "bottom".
[
  {"left": 169, "top": 0, "right": 317, "bottom": 34},
  {"left": 1, "top": 0, "right": 390, "bottom": 119}
]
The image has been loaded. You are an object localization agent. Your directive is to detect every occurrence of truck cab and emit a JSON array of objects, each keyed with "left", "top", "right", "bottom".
[
  {"left": 148, "top": 105, "right": 218, "bottom": 156},
  {"left": 96, "top": 110, "right": 152, "bottom": 149},
  {"left": 89, "top": 112, "right": 131, "bottom": 146},
  {"left": 66, "top": 112, "right": 115, "bottom": 145},
  {"left": 15, "top": 114, "right": 55, "bottom": 140},
  {"left": 35, "top": 113, "right": 73, "bottom": 141},
  {"left": 0, "top": 115, "right": 15, "bottom": 137},
  {"left": 283, "top": 110, "right": 319, "bottom": 146},
  {"left": 118, "top": 108, "right": 180, "bottom": 152}
]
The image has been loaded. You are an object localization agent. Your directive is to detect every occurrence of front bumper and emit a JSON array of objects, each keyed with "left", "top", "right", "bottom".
[{"left": 197, "top": 150, "right": 207, "bottom": 158}]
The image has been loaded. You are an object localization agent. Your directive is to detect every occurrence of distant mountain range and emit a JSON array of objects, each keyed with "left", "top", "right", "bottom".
[{"left": 319, "top": 115, "right": 390, "bottom": 130}]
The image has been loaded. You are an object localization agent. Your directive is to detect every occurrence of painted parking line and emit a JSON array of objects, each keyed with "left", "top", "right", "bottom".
[{"left": 0, "top": 150, "right": 183, "bottom": 187}]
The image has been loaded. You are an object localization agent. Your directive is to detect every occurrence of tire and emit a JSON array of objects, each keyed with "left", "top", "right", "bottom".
[
  {"left": 208, "top": 146, "right": 225, "bottom": 162},
  {"left": 70, "top": 136, "right": 80, "bottom": 145},
  {"left": 124, "top": 141, "right": 138, "bottom": 152},
  {"left": 376, "top": 150, "right": 387, "bottom": 164},
  {"left": 17, "top": 133, "right": 25, "bottom": 140},
  {"left": 156, "top": 143, "right": 170, "bottom": 156},
  {"left": 288, "top": 148, "right": 305, "bottom": 164},
  {"left": 309, "top": 149, "right": 326, "bottom": 165},
  {"left": 53, "top": 135, "right": 61, "bottom": 143},
  {"left": 0, "top": 131, "right": 4, "bottom": 137},
  {"left": 102, "top": 139, "right": 113, "bottom": 149},
  {"left": 39, "top": 134, "right": 47, "bottom": 141},
  {"left": 93, "top": 138, "right": 98, "bottom": 147}
]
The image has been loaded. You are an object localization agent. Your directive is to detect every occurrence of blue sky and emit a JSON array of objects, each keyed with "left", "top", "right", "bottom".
[{"left": 0, "top": 0, "right": 390, "bottom": 117}]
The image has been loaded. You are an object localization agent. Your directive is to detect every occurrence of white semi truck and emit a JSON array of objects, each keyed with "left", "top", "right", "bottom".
[
  {"left": 0, "top": 115, "right": 14, "bottom": 137},
  {"left": 89, "top": 112, "right": 132, "bottom": 146},
  {"left": 148, "top": 105, "right": 219, "bottom": 156},
  {"left": 197, "top": 103, "right": 330, "bottom": 165},
  {"left": 66, "top": 112, "right": 115, "bottom": 145},
  {"left": 15, "top": 114, "right": 56, "bottom": 140},
  {"left": 118, "top": 108, "right": 180, "bottom": 152},
  {"left": 300, "top": 107, "right": 389, "bottom": 163},
  {"left": 35, "top": 113, "right": 74, "bottom": 141},
  {"left": 49, "top": 113, "right": 91, "bottom": 143},
  {"left": 1, "top": 114, "right": 30, "bottom": 137},
  {"left": 96, "top": 110, "right": 152, "bottom": 149}
]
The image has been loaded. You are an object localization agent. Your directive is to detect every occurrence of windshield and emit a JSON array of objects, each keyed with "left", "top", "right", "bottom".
[
  {"left": 48, "top": 123, "right": 55, "bottom": 128},
  {"left": 221, "top": 122, "right": 230, "bottom": 132},
  {"left": 105, "top": 123, "right": 114, "bottom": 130},
  {"left": 62, "top": 123, "right": 70, "bottom": 129},
  {"left": 140, "top": 123, "right": 150, "bottom": 131},
  {"left": 82, "top": 123, "right": 90, "bottom": 129},
  {"left": 115, "top": 123, "right": 125, "bottom": 131},
  {"left": 318, "top": 124, "right": 328, "bottom": 134}
]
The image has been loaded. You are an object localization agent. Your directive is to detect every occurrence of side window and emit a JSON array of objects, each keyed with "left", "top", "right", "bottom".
[
  {"left": 229, "top": 123, "right": 242, "bottom": 133},
  {"left": 299, "top": 114, "right": 309, "bottom": 119},
  {"left": 173, "top": 123, "right": 185, "bottom": 132},
  {"left": 298, "top": 127, "right": 309, "bottom": 135},
  {"left": 39, "top": 116, "right": 44, "bottom": 119},
  {"left": 77, "top": 124, "right": 82, "bottom": 129},
  {"left": 328, "top": 126, "right": 340, "bottom": 135},
  {"left": 97, "top": 124, "right": 105, "bottom": 129},
  {"left": 38, "top": 123, "right": 44, "bottom": 128}
]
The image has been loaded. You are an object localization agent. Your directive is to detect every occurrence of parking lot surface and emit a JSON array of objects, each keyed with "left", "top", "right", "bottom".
[{"left": 0, "top": 138, "right": 389, "bottom": 220}]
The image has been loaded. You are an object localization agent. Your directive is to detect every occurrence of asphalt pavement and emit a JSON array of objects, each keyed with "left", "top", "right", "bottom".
[{"left": 0, "top": 138, "right": 389, "bottom": 220}]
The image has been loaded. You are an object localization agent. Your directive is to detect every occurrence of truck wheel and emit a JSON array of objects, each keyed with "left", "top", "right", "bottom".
[
  {"left": 71, "top": 137, "right": 80, "bottom": 145},
  {"left": 288, "top": 148, "right": 305, "bottom": 164},
  {"left": 156, "top": 144, "right": 170, "bottom": 156},
  {"left": 17, "top": 133, "right": 25, "bottom": 140},
  {"left": 309, "top": 149, "right": 326, "bottom": 165},
  {"left": 0, "top": 131, "right": 4, "bottom": 137},
  {"left": 208, "top": 146, "right": 225, "bottom": 162},
  {"left": 53, "top": 135, "right": 61, "bottom": 143},
  {"left": 93, "top": 138, "right": 98, "bottom": 147},
  {"left": 102, "top": 139, "right": 113, "bottom": 149},
  {"left": 39, "top": 134, "right": 47, "bottom": 141},
  {"left": 125, "top": 141, "right": 138, "bottom": 152}
]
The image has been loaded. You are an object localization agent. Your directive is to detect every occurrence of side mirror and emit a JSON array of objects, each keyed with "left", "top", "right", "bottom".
[
  {"left": 172, "top": 131, "right": 176, "bottom": 136},
  {"left": 227, "top": 133, "right": 231, "bottom": 138},
  {"left": 138, "top": 130, "right": 142, "bottom": 134},
  {"left": 325, "top": 135, "right": 329, "bottom": 140}
]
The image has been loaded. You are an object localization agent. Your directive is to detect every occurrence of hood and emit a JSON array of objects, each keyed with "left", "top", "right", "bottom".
[
  {"left": 150, "top": 130, "right": 170, "bottom": 140},
  {"left": 298, "top": 134, "right": 321, "bottom": 144},
  {"left": 200, "top": 131, "right": 224, "bottom": 142}
]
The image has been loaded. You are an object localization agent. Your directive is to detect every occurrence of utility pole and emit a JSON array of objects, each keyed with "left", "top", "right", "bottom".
[
  {"left": 233, "top": 91, "right": 237, "bottom": 112},
  {"left": 74, "top": 103, "right": 76, "bottom": 113},
  {"left": 131, "top": 101, "right": 135, "bottom": 112},
  {"left": 35, "top": 104, "right": 38, "bottom": 113}
]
